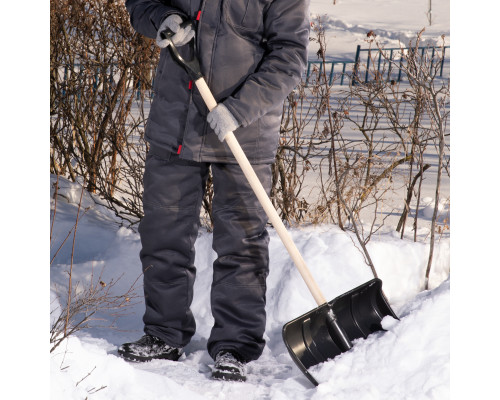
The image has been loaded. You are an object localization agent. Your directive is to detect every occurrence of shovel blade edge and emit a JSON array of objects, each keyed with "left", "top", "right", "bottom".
[{"left": 282, "top": 278, "right": 397, "bottom": 386}]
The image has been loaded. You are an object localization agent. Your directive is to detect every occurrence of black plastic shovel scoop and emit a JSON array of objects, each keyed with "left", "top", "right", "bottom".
[
  {"left": 163, "top": 25, "right": 398, "bottom": 386},
  {"left": 283, "top": 278, "right": 397, "bottom": 385}
]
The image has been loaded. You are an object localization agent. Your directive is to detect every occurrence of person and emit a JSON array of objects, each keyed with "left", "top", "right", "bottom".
[{"left": 119, "top": 0, "right": 309, "bottom": 382}]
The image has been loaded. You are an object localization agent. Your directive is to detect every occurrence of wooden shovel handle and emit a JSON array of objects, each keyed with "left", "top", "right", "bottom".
[{"left": 195, "top": 77, "right": 327, "bottom": 306}]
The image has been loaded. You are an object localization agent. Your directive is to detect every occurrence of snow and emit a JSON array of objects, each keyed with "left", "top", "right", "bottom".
[
  {"left": 308, "top": 0, "right": 450, "bottom": 59},
  {"left": 50, "top": 172, "right": 449, "bottom": 399},
  {"left": 44, "top": 1, "right": 454, "bottom": 399},
  {"left": 311, "top": 280, "right": 450, "bottom": 400}
]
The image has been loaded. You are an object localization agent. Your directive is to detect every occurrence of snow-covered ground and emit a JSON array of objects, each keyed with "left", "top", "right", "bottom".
[
  {"left": 308, "top": 0, "right": 450, "bottom": 59},
  {"left": 50, "top": 175, "right": 449, "bottom": 400},
  {"left": 45, "top": 1, "right": 455, "bottom": 399}
]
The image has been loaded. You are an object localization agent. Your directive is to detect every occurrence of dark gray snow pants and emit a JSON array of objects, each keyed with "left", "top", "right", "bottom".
[{"left": 138, "top": 147, "right": 271, "bottom": 362}]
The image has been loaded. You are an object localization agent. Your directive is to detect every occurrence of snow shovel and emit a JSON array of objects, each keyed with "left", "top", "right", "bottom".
[{"left": 162, "top": 24, "right": 398, "bottom": 386}]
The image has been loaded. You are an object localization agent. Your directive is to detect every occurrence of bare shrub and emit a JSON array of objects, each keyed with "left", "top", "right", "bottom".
[
  {"left": 270, "top": 20, "right": 449, "bottom": 277},
  {"left": 50, "top": 0, "right": 157, "bottom": 225},
  {"left": 50, "top": 5, "right": 450, "bottom": 281},
  {"left": 386, "top": 32, "right": 450, "bottom": 287}
]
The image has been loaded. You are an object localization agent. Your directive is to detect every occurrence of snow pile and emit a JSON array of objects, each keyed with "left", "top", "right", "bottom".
[
  {"left": 308, "top": 0, "right": 450, "bottom": 58},
  {"left": 312, "top": 279, "right": 450, "bottom": 400},
  {"left": 50, "top": 176, "right": 449, "bottom": 399}
]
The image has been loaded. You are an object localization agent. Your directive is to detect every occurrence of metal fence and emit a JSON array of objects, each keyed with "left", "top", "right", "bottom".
[
  {"left": 305, "top": 60, "right": 356, "bottom": 86},
  {"left": 56, "top": 44, "right": 450, "bottom": 99},
  {"left": 55, "top": 62, "right": 147, "bottom": 100},
  {"left": 304, "top": 44, "right": 450, "bottom": 87}
]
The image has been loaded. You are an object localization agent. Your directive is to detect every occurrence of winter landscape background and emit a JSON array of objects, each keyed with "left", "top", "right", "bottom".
[{"left": 6, "top": 0, "right": 498, "bottom": 399}]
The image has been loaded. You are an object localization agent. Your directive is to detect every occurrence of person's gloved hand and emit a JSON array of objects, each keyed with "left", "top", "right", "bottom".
[
  {"left": 156, "top": 15, "right": 194, "bottom": 48},
  {"left": 207, "top": 104, "right": 240, "bottom": 142}
]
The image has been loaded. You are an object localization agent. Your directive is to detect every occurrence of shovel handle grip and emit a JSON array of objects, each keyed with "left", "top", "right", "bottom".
[{"left": 195, "top": 77, "right": 328, "bottom": 306}]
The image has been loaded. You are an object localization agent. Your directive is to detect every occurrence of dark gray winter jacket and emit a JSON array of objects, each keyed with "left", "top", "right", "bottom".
[{"left": 125, "top": 0, "right": 309, "bottom": 163}]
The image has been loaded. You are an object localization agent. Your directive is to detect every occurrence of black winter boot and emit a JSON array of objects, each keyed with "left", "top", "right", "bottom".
[
  {"left": 211, "top": 350, "right": 247, "bottom": 382},
  {"left": 118, "top": 334, "right": 183, "bottom": 362}
]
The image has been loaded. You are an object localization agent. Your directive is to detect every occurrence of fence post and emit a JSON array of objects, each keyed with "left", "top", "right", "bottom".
[
  {"left": 430, "top": 46, "right": 436, "bottom": 73},
  {"left": 377, "top": 50, "right": 382, "bottom": 77},
  {"left": 306, "top": 61, "right": 312, "bottom": 86},
  {"left": 365, "top": 49, "right": 371, "bottom": 83},
  {"left": 341, "top": 62, "right": 347, "bottom": 86},
  {"left": 440, "top": 47, "right": 446, "bottom": 77},
  {"left": 353, "top": 45, "right": 361, "bottom": 85},
  {"left": 397, "top": 51, "right": 404, "bottom": 82},
  {"left": 387, "top": 49, "right": 394, "bottom": 81}
]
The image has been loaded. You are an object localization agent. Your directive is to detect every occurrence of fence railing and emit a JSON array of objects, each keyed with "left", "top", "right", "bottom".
[
  {"left": 304, "top": 44, "right": 450, "bottom": 87},
  {"left": 55, "top": 44, "right": 450, "bottom": 99},
  {"left": 55, "top": 62, "right": 148, "bottom": 100},
  {"left": 305, "top": 60, "right": 356, "bottom": 86}
]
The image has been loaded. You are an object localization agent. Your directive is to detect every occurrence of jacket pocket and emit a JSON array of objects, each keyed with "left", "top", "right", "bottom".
[{"left": 223, "top": 0, "right": 269, "bottom": 31}]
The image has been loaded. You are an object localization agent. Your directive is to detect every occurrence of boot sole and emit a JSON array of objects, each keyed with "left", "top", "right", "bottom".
[
  {"left": 117, "top": 350, "right": 182, "bottom": 363},
  {"left": 211, "top": 370, "right": 247, "bottom": 382}
]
